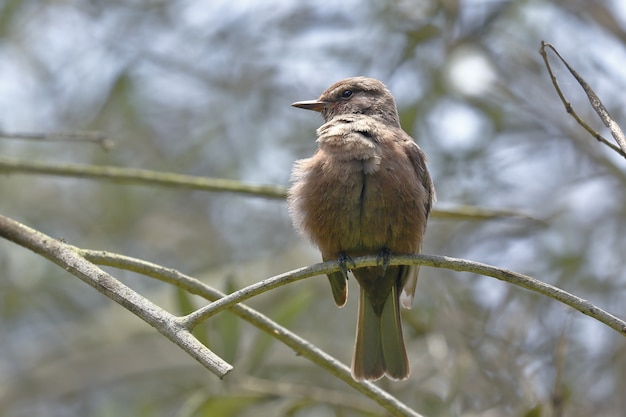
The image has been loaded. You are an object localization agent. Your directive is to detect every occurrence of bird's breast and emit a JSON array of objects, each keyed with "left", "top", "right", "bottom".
[{"left": 297, "top": 153, "right": 422, "bottom": 258}]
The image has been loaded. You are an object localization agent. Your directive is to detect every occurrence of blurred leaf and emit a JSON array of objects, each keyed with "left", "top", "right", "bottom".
[
  {"left": 174, "top": 286, "right": 198, "bottom": 315},
  {"left": 0, "top": 0, "right": 21, "bottom": 38},
  {"left": 521, "top": 404, "right": 543, "bottom": 417},
  {"left": 214, "top": 275, "right": 241, "bottom": 363},
  {"left": 173, "top": 286, "right": 210, "bottom": 345},
  {"left": 248, "top": 289, "right": 312, "bottom": 374},
  {"left": 191, "top": 395, "right": 262, "bottom": 417}
]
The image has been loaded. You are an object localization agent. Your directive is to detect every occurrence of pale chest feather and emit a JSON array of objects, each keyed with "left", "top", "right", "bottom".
[
  {"left": 289, "top": 143, "right": 424, "bottom": 254},
  {"left": 288, "top": 115, "right": 427, "bottom": 255}
]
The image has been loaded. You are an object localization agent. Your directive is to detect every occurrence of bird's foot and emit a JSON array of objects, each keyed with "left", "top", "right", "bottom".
[
  {"left": 376, "top": 248, "right": 392, "bottom": 275},
  {"left": 338, "top": 252, "right": 355, "bottom": 278}
]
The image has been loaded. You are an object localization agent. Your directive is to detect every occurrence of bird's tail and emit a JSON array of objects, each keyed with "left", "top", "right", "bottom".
[{"left": 351, "top": 279, "right": 409, "bottom": 381}]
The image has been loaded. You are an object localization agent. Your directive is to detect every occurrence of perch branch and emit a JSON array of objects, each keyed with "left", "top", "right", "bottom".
[{"left": 181, "top": 254, "right": 626, "bottom": 337}]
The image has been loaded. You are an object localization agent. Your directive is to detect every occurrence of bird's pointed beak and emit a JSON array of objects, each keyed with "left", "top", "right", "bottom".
[{"left": 291, "top": 99, "right": 327, "bottom": 112}]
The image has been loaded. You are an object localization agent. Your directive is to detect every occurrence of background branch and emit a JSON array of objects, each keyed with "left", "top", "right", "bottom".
[
  {"left": 0, "top": 130, "right": 113, "bottom": 150},
  {"left": 0, "top": 156, "right": 536, "bottom": 221},
  {"left": 0, "top": 156, "right": 286, "bottom": 199},
  {"left": 540, "top": 41, "right": 626, "bottom": 158}
]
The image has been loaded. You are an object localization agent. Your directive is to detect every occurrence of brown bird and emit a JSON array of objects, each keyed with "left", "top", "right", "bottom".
[{"left": 287, "top": 77, "right": 435, "bottom": 381}]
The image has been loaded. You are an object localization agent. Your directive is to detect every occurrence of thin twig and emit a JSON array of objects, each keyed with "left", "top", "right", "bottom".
[
  {"left": 180, "top": 263, "right": 323, "bottom": 330},
  {"left": 0, "top": 157, "right": 286, "bottom": 199},
  {"left": 539, "top": 41, "right": 626, "bottom": 159},
  {"left": 0, "top": 131, "right": 114, "bottom": 150},
  {"left": 430, "top": 205, "right": 541, "bottom": 223},
  {"left": 0, "top": 214, "right": 233, "bottom": 378},
  {"left": 0, "top": 156, "right": 537, "bottom": 221},
  {"left": 180, "top": 253, "right": 626, "bottom": 337}
]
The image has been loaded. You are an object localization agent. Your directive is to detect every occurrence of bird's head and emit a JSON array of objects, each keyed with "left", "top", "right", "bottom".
[{"left": 292, "top": 77, "right": 400, "bottom": 127}]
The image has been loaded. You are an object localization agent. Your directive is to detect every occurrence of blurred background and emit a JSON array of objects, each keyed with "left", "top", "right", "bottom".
[{"left": 1, "top": 0, "right": 626, "bottom": 416}]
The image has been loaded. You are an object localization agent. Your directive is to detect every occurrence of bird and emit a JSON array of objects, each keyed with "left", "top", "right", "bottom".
[{"left": 287, "top": 77, "right": 435, "bottom": 381}]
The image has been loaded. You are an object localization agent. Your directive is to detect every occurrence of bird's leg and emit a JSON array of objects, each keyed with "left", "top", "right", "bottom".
[
  {"left": 376, "top": 247, "right": 392, "bottom": 276},
  {"left": 338, "top": 251, "right": 355, "bottom": 278}
]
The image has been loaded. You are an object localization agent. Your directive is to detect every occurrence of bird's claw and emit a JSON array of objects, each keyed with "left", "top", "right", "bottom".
[
  {"left": 376, "top": 248, "right": 392, "bottom": 274},
  {"left": 338, "top": 252, "right": 355, "bottom": 278}
]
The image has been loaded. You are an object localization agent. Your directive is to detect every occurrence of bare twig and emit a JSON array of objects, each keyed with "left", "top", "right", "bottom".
[
  {"left": 0, "top": 157, "right": 286, "bottom": 199},
  {"left": 430, "top": 205, "right": 541, "bottom": 223},
  {"left": 180, "top": 254, "right": 626, "bottom": 337},
  {"left": 0, "top": 214, "right": 233, "bottom": 378},
  {"left": 540, "top": 41, "right": 626, "bottom": 158},
  {"left": 0, "top": 131, "right": 114, "bottom": 150}
]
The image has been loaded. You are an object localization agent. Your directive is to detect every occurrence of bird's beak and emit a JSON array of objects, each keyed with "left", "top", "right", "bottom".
[{"left": 291, "top": 99, "right": 327, "bottom": 112}]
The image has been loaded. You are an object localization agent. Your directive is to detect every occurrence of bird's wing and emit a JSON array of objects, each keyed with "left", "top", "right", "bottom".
[
  {"left": 402, "top": 136, "right": 436, "bottom": 217},
  {"left": 399, "top": 134, "right": 436, "bottom": 308}
]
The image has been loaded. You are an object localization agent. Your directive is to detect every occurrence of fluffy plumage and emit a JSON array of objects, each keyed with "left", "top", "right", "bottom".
[{"left": 287, "top": 77, "right": 435, "bottom": 380}]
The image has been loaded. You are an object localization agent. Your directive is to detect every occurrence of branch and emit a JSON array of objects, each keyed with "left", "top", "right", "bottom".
[
  {"left": 0, "top": 157, "right": 286, "bottom": 199},
  {"left": 0, "top": 130, "right": 113, "bottom": 150},
  {"left": 180, "top": 254, "right": 626, "bottom": 337},
  {"left": 0, "top": 156, "right": 536, "bottom": 221},
  {"left": 78, "top": 249, "right": 423, "bottom": 417},
  {"left": 430, "top": 205, "right": 541, "bottom": 223},
  {"left": 0, "top": 214, "right": 233, "bottom": 378},
  {"left": 540, "top": 41, "right": 626, "bottom": 158}
]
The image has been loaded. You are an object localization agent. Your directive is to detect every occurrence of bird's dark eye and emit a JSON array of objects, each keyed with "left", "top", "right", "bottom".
[{"left": 341, "top": 90, "right": 353, "bottom": 99}]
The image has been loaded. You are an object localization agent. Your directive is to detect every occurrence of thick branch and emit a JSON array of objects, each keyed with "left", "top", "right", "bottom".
[{"left": 0, "top": 214, "right": 232, "bottom": 378}]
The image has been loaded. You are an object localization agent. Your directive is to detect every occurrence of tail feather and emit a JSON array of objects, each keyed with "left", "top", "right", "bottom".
[
  {"left": 380, "top": 282, "right": 410, "bottom": 380},
  {"left": 352, "top": 287, "right": 385, "bottom": 380},
  {"left": 352, "top": 276, "right": 409, "bottom": 381},
  {"left": 400, "top": 264, "right": 419, "bottom": 309},
  {"left": 326, "top": 271, "right": 348, "bottom": 307}
]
